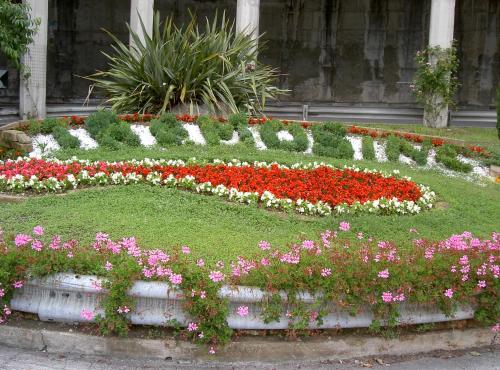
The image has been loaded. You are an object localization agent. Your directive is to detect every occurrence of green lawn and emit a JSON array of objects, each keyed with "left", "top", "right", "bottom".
[{"left": 1, "top": 144, "right": 499, "bottom": 263}]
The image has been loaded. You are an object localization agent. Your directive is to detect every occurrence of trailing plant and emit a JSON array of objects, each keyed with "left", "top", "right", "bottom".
[
  {"left": 435, "top": 145, "right": 472, "bottom": 173},
  {"left": 259, "top": 120, "right": 308, "bottom": 152},
  {"left": 361, "top": 136, "right": 376, "bottom": 161},
  {"left": 149, "top": 113, "right": 188, "bottom": 146},
  {"left": 312, "top": 122, "right": 354, "bottom": 159},
  {"left": 412, "top": 45, "right": 459, "bottom": 127},
  {"left": 87, "top": 12, "right": 285, "bottom": 115},
  {"left": 229, "top": 112, "right": 254, "bottom": 146},
  {"left": 1, "top": 223, "right": 498, "bottom": 350},
  {"left": 198, "top": 115, "right": 233, "bottom": 146},
  {"left": 0, "top": 0, "right": 40, "bottom": 72},
  {"left": 400, "top": 139, "right": 431, "bottom": 166}
]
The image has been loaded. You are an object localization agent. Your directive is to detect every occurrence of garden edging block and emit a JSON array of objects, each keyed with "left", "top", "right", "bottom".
[{"left": 10, "top": 273, "right": 475, "bottom": 330}]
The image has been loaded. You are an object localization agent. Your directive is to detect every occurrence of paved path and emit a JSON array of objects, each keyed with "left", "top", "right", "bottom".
[{"left": 0, "top": 344, "right": 498, "bottom": 370}]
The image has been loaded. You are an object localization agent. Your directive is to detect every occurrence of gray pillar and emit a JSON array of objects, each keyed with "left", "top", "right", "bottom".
[
  {"left": 423, "top": 0, "right": 456, "bottom": 128},
  {"left": 19, "top": 0, "right": 48, "bottom": 120},
  {"left": 236, "top": 0, "right": 260, "bottom": 42},
  {"left": 130, "top": 0, "right": 154, "bottom": 48}
]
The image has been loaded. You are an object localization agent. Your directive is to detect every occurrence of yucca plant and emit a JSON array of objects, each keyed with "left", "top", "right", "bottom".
[{"left": 87, "top": 11, "right": 285, "bottom": 115}]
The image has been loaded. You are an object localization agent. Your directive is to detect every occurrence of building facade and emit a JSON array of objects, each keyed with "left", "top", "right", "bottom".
[{"left": 0, "top": 0, "right": 498, "bottom": 124}]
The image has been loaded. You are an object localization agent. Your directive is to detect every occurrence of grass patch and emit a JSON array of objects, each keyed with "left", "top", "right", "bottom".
[{"left": 1, "top": 145, "right": 499, "bottom": 263}]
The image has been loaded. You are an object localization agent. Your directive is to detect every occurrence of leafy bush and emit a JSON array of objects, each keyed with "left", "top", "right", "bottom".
[
  {"left": 385, "top": 135, "right": 401, "bottom": 162},
  {"left": 361, "top": 136, "right": 376, "bottom": 160},
  {"left": 259, "top": 120, "right": 308, "bottom": 152},
  {"left": 85, "top": 110, "right": 120, "bottom": 137},
  {"left": 52, "top": 126, "right": 80, "bottom": 149},
  {"left": 150, "top": 113, "right": 188, "bottom": 146},
  {"left": 229, "top": 112, "right": 254, "bottom": 146},
  {"left": 436, "top": 145, "right": 472, "bottom": 173},
  {"left": 400, "top": 139, "right": 430, "bottom": 166},
  {"left": 88, "top": 12, "right": 285, "bottom": 115},
  {"left": 0, "top": 1, "right": 40, "bottom": 71},
  {"left": 312, "top": 122, "right": 354, "bottom": 159},
  {"left": 198, "top": 116, "right": 233, "bottom": 146},
  {"left": 85, "top": 110, "right": 140, "bottom": 149}
]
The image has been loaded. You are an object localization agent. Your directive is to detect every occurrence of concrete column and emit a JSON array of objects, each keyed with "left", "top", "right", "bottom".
[
  {"left": 130, "top": 0, "right": 154, "bottom": 48},
  {"left": 236, "top": 0, "right": 260, "bottom": 41},
  {"left": 19, "top": 0, "right": 48, "bottom": 120},
  {"left": 423, "top": 0, "right": 456, "bottom": 128}
]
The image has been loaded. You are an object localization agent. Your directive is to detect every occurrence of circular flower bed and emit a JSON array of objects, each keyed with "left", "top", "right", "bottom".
[{"left": 0, "top": 158, "right": 435, "bottom": 215}]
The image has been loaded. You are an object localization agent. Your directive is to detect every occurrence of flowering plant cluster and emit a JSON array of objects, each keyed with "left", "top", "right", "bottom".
[
  {"left": 0, "top": 223, "right": 498, "bottom": 351},
  {"left": 0, "top": 157, "right": 435, "bottom": 216}
]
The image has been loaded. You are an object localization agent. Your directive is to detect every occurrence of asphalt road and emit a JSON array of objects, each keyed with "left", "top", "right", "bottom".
[{"left": 0, "top": 344, "right": 498, "bottom": 370}]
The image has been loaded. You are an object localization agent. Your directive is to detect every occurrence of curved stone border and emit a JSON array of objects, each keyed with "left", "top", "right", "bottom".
[
  {"left": 11, "top": 273, "right": 474, "bottom": 330},
  {"left": 0, "top": 323, "right": 495, "bottom": 363}
]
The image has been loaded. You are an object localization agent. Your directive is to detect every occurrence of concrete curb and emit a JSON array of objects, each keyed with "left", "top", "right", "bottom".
[{"left": 0, "top": 324, "right": 496, "bottom": 362}]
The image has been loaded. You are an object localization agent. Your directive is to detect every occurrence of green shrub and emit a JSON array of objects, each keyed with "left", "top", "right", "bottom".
[
  {"left": 311, "top": 122, "right": 354, "bottom": 159},
  {"left": 385, "top": 135, "right": 401, "bottom": 162},
  {"left": 87, "top": 12, "right": 285, "bottom": 114},
  {"left": 259, "top": 120, "right": 308, "bottom": 152},
  {"left": 26, "top": 119, "right": 42, "bottom": 135},
  {"left": 229, "top": 113, "right": 254, "bottom": 146},
  {"left": 106, "top": 123, "right": 141, "bottom": 147},
  {"left": 150, "top": 113, "right": 188, "bottom": 146},
  {"left": 85, "top": 110, "right": 120, "bottom": 138},
  {"left": 198, "top": 116, "right": 234, "bottom": 146},
  {"left": 39, "top": 118, "right": 66, "bottom": 135},
  {"left": 361, "top": 136, "right": 376, "bottom": 160},
  {"left": 52, "top": 126, "right": 80, "bottom": 149},
  {"left": 435, "top": 144, "right": 472, "bottom": 173},
  {"left": 400, "top": 139, "right": 430, "bottom": 166}
]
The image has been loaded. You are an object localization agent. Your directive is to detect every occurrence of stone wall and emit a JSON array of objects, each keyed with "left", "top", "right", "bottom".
[{"left": 0, "top": 0, "right": 498, "bottom": 108}]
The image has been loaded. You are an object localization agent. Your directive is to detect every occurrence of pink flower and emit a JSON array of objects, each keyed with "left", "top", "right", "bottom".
[
  {"left": 237, "top": 305, "right": 249, "bottom": 317},
  {"left": 169, "top": 273, "right": 183, "bottom": 285},
  {"left": 381, "top": 292, "right": 393, "bottom": 303},
  {"left": 209, "top": 346, "right": 216, "bottom": 355},
  {"left": 80, "top": 309, "right": 94, "bottom": 321},
  {"left": 188, "top": 322, "right": 198, "bottom": 332},
  {"left": 321, "top": 268, "right": 332, "bottom": 277},
  {"left": 301, "top": 240, "right": 315, "bottom": 250},
  {"left": 91, "top": 280, "right": 102, "bottom": 291},
  {"left": 209, "top": 271, "right": 224, "bottom": 283},
  {"left": 95, "top": 232, "right": 109, "bottom": 242},
  {"left": 200, "top": 291, "right": 206, "bottom": 299},
  {"left": 14, "top": 234, "right": 31, "bottom": 247},
  {"left": 444, "top": 288, "right": 454, "bottom": 299},
  {"left": 0, "top": 289, "right": 4, "bottom": 297},
  {"left": 260, "top": 258, "right": 270, "bottom": 266},
  {"left": 3, "top": 305, "right": 11, "bottom": 316},
  {"left": 196, "top": 259, "right": 205, "bottom": 267},
  {"left": 409, "top": 228, "right": 418, "bottom": 233},
  {"left": 339, "top": 222, "right": 350, "bottom": 231},
  {"left": 181, "top": 246, "right": 190, "bottom": 254},
  {"left": 31, "top": 240, "right": 43, "bottom": 252},
  {"left": 477, "top": 280, "right": 486, "bottom": 289},
  {"left": 117, "top": 306, "right": 130, "bottom": 314},
  {"left": 32, "top": 225, "right": 44, "bottom": 236},
  {"left": 492, "top": 323, "right": 500, "bottom": 333},
  {"left": 198, "top": 332, "right": 204, "bottom": 339},
  {"left": 378, "top": 269, "right": 390, "bottom": 279},
  {"left": 357, "top": 232, "right": 364, "bottom": 239},
  {"left": 105, "top": 261, "right": 113, "bottom": 271},
  {"left": 258, "top": 240, "right": 271, "bottom": 250},
  {"left": 393, "top": 293, "right": 406, "bottom": 302},
  {"left": 12, "top": 281, "right": 23, "bottom": 289}
]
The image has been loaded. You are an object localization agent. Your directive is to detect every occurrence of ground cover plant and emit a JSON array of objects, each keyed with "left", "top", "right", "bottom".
[
  {"left": 85, "top": 110, "right": 141, "bottom": 149},
  {"left": 435, "top": 145, "right": 473, "bottom": 173},
  {"left": 0, "top": 223, "right": 498, "bottom": 351},
  {"left": 259, "top": 120, "right": 308, "bottom": 152},
  {"left": 311, "top": 122, "right": 354, "bottom": 159},
  {"left": 149, "top": 112, "right": 188, "bottom": 146},
  {"left": 198, "top": 115, "right": 234, "bottom": 145}
]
